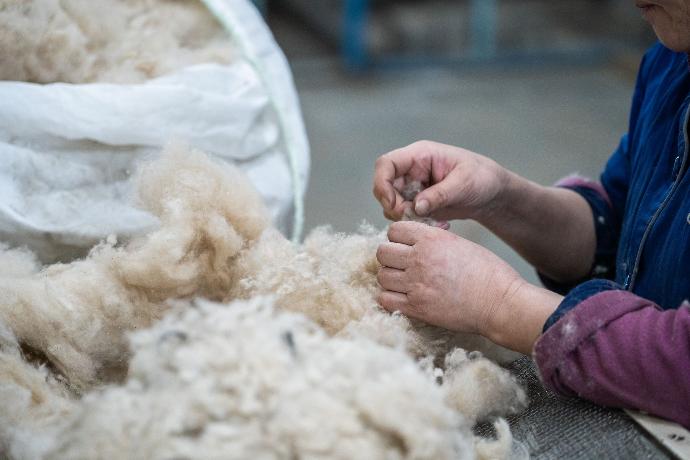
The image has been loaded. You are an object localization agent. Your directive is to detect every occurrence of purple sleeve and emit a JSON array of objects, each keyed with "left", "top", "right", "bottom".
[
  {"left": 554, "top": 175, "right": 613, "bottom": 208},
  {"left": 534, "top": 288, "right": 690, "bottom": 429}
]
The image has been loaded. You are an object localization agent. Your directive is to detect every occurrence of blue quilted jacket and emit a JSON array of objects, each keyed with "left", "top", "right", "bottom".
[
  {"left": 532, "top": 44, "right": 690, "bottom": 428},
  {"left": 544, "top": 42, "right": 690, "bottom": 315}
]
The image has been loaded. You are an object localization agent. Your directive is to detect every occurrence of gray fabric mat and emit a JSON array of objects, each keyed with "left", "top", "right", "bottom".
[{"left": 475, "top": 356, "right": 672, "bottom": 459}]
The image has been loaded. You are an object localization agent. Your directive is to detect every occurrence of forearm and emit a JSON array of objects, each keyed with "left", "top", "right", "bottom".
[
  {"left": 479, "top": 170, "right": 596, "bottom": 284},
  {"left": 484, "top": 280, "right": 562, "bottom": 355}
]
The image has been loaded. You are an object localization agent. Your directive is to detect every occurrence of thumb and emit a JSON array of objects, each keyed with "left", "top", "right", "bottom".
[{"left": 413, "top": 181, "right": 455, "bottom": 216}]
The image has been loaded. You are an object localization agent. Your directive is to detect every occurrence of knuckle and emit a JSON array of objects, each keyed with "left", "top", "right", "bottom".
[
  {"left": 404, "top": 251, "right": 414, "bottom": 270},
  {"left": 400, "top": 220, "right": 416, "bottom": 232},
  {"left": 408, "top": 246, "right": 421, "bottom": 264},
  {"left": 422, "top": 226, "right": 440, "bottom": 241},
  {"left": 376, "top": 245, "right": 386, "bottom": 262},
  {"left": 406, "top": 290, "right": 421, "bottom": 306},
  {"left": 372, "top": 183, "right": 381, "bottom": 197},
  {"left": 412, "top": 139, "right": 433, "bottom": 150},
  {"left": 408, "top": 250, "right": 424, "bottom": 268},
  {"left": 377, "top": 292, "right": 397, "bottom": 312},
  {"left": 434, "top": 187, "right": 449, "bottom": 206},
  {"left": 416, "top": 252, "right": 436, "bottom": 274},
  {"left": 374, "top": 155, "right": 390, "bottom": 168},
  {"left": 415, "top": 222, "right": 430, "bottom": 236},
  {"left": 376, "top": 269, "right": 386, "bottom": 285},
  {"left": 387, "top": 222, "right": 400, "bottom": 239},
  {"left": 375, "top": 292, "right": 387, "bottom": 309},
  {"left": 407, "top": 284, "right": 425, "bottom": 304},
  {"left": 410, "top": 230, "right": 428, "bottom": 247},
  {"left": 403, "top": 302, "right": 423, "bottom": 319}
]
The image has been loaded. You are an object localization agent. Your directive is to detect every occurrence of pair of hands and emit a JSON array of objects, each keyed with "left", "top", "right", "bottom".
[{"left": 373, "top": 141, "right": 560, "bottom": 353}]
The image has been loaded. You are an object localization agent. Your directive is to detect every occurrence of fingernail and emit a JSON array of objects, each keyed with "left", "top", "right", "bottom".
[{"left": 415, "top": 199, "right": 430, "bottom": 216}]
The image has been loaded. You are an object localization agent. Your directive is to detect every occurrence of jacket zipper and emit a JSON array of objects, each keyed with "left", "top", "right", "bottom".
[{"left": 625, "top": 103, "right": 690, "bottom": 290}]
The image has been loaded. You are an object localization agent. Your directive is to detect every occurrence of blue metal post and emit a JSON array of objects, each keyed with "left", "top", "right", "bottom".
[
  {"left": 470, "top": 0, "right": 498, "bottom": 60},
  {"left": 343, "top": 0, "right": 370, "bottom": 71}
]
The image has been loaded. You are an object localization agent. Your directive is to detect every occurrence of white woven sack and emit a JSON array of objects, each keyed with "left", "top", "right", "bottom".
[{"left": 0, "top": 0, "right": 309, "bottom": 262}]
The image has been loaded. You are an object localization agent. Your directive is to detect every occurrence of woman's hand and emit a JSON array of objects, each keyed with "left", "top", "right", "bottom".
[
  {"left": 372, "top": 139, "right": 597, "bottom": 285},
  {"left": 376, "top": 221, "right": 521, "bottom": 335},
  {"left": 372, "top": 140, "right": 509, "bottom": 223},
  {"left": 376, "top": 221, "right": 562, "bottom": 354}
]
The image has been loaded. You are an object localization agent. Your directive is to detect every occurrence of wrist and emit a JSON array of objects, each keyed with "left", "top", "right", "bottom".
[
  {"left": 486, "top": 281, "right": 562, "bottom": 355},
  {"left": 474, "top": 167, "right": 525, "bottom": 226}
]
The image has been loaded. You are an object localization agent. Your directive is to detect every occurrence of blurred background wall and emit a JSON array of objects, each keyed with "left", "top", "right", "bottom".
[{"left": 263, "top": 0, "right": 656, "bottom": 283}]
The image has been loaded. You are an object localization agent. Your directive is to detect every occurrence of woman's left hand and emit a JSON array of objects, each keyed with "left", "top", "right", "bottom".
[{"left": 376, "top": 221, "right": 562, "bottom": 353}]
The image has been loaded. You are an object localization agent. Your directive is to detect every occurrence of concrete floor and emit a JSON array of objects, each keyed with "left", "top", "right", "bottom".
[{"left": 271, "top": 20, "right": 639, "bottom": 282}]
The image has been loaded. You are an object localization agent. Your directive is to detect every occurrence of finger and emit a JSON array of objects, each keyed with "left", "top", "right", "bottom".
[
  {"left": 375, "top": 179, "right": 407, "bottom": 219},
  {"left": 391, "top": 189, "right": 410, "bottom": 219},
  {"left": 413, "top": 172, "right": 460, "bottom": 217},
  {"left": 373, "top": 156, "right": 401, "bottom": 209},
  {"left": 384, "top": 199, "right": 413, "bottom": 221},
  {"left": 376, "top": 290, "right": 411, "bottom": 313},
  {"left": 376, "top": 242, "right": 412, "bottom": 269},
  {"left": 376, "top": 267, "right": 408, "bottom": 293},
  {"left": 387, "top": 221, "right": 429, "bottom": 246},
  {"left": 390, "top": 200, "right": 413, "bottom": 221},
  {"left": 373, "top": 147, "right": 424, "bottom": 208},
  {"left": 383, "top": 209, "right": 397, "bottom": 221}
]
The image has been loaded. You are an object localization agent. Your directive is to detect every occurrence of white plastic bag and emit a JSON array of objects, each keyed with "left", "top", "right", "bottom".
[{"left": 0, "top": 0, "right": 309, "bottom": 262}]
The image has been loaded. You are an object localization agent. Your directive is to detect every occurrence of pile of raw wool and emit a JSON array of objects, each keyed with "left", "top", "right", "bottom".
[
  {"left": 0, "top": 145, "right": 528, "bottom": 459},
  {"left": 0, "top": 0, "right": 235, "bottom": 84}
]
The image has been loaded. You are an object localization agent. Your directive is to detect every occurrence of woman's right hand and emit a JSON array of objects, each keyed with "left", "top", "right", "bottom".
[{"left": 372, "top": 140, "right": 509, "bottom": 223}]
